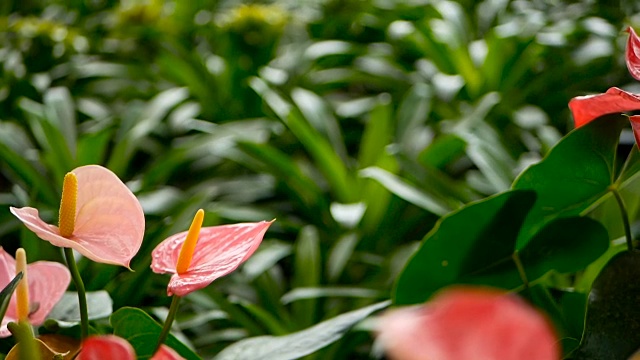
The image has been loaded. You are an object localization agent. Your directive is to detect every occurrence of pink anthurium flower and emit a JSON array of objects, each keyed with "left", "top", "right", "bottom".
[
  {"left": 76, "top": 335, "right": 185, "bottom": 360},
  {"left": 0, "top": 248, "right": 70, "bottom": 338},
  {"left": 10, "top": 165, "right": 145, "bottom": 268},
  {"left": 569, "top": 27, "right": 640, "bottom": 145},
  {"left": 151, "top": 209, "right": 273, "bottom": 296},
  {"left": 377, "top": 287, "right": 559, "bottom": 360}
]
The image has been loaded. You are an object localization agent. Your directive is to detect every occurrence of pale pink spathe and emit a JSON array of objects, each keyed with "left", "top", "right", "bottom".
[
  {"left": 10, "top": 165, "right": 145, "bottom": 268},
  {"left": 0, "top": 248, "right": 71, "bottom": 338},
  {"left": 151, "top": 221, "right": 273, "bottom": 296},
  {"left": 378, "top": 287, "right": 560, "bottom": 360}
]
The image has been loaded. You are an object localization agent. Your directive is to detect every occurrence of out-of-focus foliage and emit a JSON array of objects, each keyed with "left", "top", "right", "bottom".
[{"left": 0, "top": 0, "right": 636, "bottom": 358}]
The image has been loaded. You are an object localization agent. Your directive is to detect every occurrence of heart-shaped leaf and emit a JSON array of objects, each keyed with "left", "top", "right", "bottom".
[
  {"left": 570, "top": 251, "right": 640, "bottom": 359},
  {"left": 513, "top": 115, "right": 634, "bottom": 249},
  {"left": 111, "top": 307, "right": 200, "bottom": 360},
  {"left": 214, "top": 301, "right": 389, "bottom": 360},
  {"left": 394, "top": 190, "right": 535, "bottom": 305},
  {"left": 394, "top": 190, "right": 609, "bottom": 305}
]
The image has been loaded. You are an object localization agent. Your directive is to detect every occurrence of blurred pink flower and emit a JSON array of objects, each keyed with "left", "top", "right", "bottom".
[
  {"left": 76, "top": 335, "right": 185, "bottom": 360},
  {"left": 0, "top": 248, "right": 70, "bottom": 338},
  {"left": 378, "top": 287, "right": 559, "bottom": 360},
  {"left": 151, "top": 216, "right": 273, "bottom": 296},
  {"left": 569, "top": 27, "right": 640, "bottom": 145},
  {"left": 10, "top": 165, "right": 145, "bottom": 268}
]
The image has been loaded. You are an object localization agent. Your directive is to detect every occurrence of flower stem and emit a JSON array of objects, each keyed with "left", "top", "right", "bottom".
[
  {"left": 611, "top": 187, "right": 634, "bottom": 251},
  {"left": 63, "top": 248, "right": 88, "bottom": 340},
  {"left": 8, "top": 321, "right": 40, "bottom": 360},
  {"left": 156, "top": 295, "right": 181, "bottom": 352},
  {"left": 512, "top": 251, "right": 529, "bottom": 290}
]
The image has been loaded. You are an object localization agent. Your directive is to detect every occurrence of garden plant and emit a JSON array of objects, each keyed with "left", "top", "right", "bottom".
[{"left": 1, "top": 0, "right": 640, "bottom": 359}]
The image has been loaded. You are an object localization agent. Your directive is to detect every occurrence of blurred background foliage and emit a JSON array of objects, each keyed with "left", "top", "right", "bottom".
[{"left": 0, "top": 0, "right": 638, "bottom": 358}]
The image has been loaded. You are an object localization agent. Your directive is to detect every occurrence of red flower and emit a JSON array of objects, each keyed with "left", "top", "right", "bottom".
[
  {"left": 76, "top": 335, "right": 185, "bottom": 360},
  {"left": 568, "top": 27, "right": 640, "bottom": 145},
  {"left": 377, "top": 287, "right": 559, "bottom": 360}
]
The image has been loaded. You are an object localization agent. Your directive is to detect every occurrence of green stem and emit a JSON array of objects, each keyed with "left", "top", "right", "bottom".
[
  {"left": 611, "top": 187, "right": 634, "bottom": 251},
  {"left": 156, "top": 295, "right": 181, "bottom": 352},
  {"left": 63, "top": 248, "right": 88, "bottom": 340},
  {"left": 512, "top": 251, "right": 529, "bottom": 290},
  {"left": 8, "top": 321, "right": 40, "bottom": 360}
]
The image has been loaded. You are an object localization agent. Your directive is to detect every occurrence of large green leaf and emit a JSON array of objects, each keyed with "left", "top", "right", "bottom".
[
  {"left": 570, "top": 251, "right": 640, "bottom": 359},
  {"left": 394, "top": 190, "right": 609, "bottom": 305},
  {"left": 214, "top": 301, "right": 389, "bottom": 360},
  {"left": 394, "top": 190, "right": 535, "bottom": 305},
  {"left": 513, "top": 115, "right": 630, "bottom": 248},
  {"left": 111, "top": 307, "right": 200, "bottom": 360}
]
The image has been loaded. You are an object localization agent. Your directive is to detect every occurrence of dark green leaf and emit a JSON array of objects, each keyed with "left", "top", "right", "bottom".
[
  {"left": 513, "top": 115, "right": 628, "bottom": 249},
  {"left": 571, "top": 251, "right": 640, "bottom": 359},
  {"left": 0, "top": 272, "right": 23, "bottom": 323},
  {"left": 519, "top": 217, "right": 609, "bottom": 281},
  {"left": 394, "top": 190, "right": 535, "bottom": 305},
  {"left": 111, "top": 307, "right": 200, "bottom": 360}
]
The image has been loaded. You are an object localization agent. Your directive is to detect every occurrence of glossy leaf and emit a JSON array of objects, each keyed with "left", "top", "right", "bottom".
[
  {"left": 394, "top": 190, "right": 609, "bottom": 305},
  {"left": 214, "top": 301, "right": 389, "bottom": 360},
  {"left": 513, "top": 115, "right": 628, "bottom": 249},
  {"left": 394, "top": 190, "right": 535, "bottom": 305},
  {"left": 111, "top": 307, "right": 200, "bottom": 360},
  {"left": 571, "top": 251, "right": 640, "bottom": 359}
]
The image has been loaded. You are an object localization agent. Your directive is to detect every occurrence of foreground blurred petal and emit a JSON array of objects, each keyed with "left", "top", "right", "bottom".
[
  {"left": 628, "top": 27, "right": 640, "bottom": 81},
  {"left": 569, "top": 87, "right": 640, "bottom": 128},
  {"left": 152, "top": 345, "right": 186, "bottom": 360},
  {"left": 378, "top": 287, "right": 559, "bottom": 360},
  {"left": 151, "top": 221, "right": 273, "bottom": 296},
  {"left": 10, "top": 165, "right": 145, "bottom": 267},
  {"left": 76, "top": 335, "right": 136, "bottom": 360}
]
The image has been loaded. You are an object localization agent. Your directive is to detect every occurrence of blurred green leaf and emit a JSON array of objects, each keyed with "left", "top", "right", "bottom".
[
  {"left": 48, "top": 291, "right": 112, "bottom": 323},
  {"left": 214, "top": 301, "right": 389, "bottom": 360},
  {"left": 292, "top": 226, "right": 321, "bottom": 329},
  {"left": 360, "top": 166, "right": 457, "bottom": 216}
]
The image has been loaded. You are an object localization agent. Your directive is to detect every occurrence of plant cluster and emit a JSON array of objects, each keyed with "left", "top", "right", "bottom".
[{"left": 1, "top": 0, "right": 640, "bottom": 359}]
